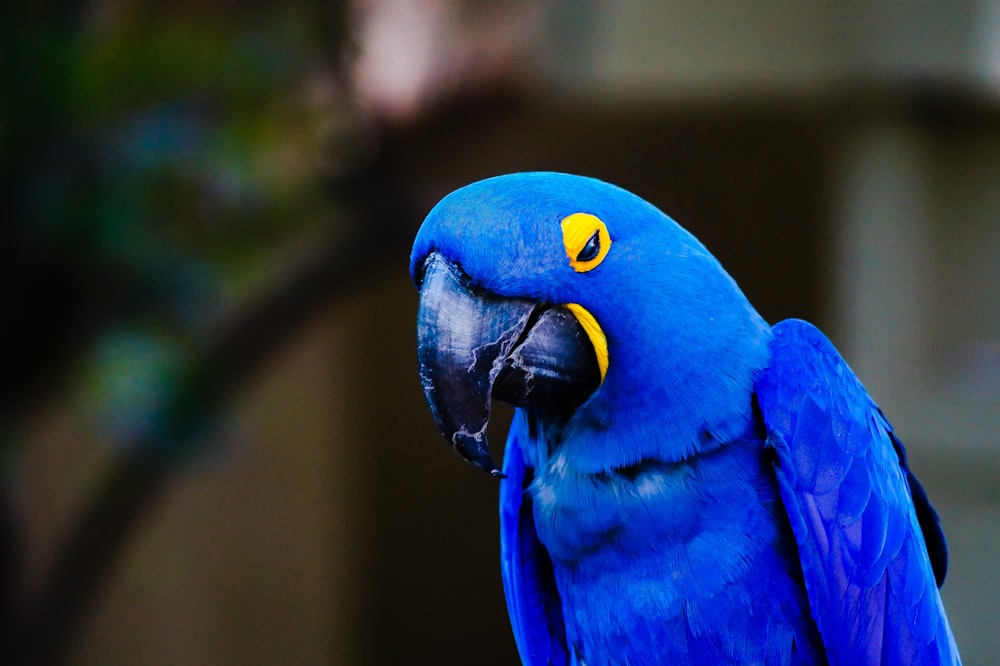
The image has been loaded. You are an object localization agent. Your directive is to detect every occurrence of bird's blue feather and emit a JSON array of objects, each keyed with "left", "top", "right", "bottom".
[
  {"left": 501, "top": 400, "right": 825, "bottom": 665},
  {"left": 500, "top": 410, "right": 569, "bottom": 665},
  {"left": 756, "top": 319, "right": 960, "bottom": 664}
]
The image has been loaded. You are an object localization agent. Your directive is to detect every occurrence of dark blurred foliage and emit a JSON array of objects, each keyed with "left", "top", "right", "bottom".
[
  {"left": 0, "top": 2, "right": 424, "bottom": 662},
  {"left": 1, "top": 1, "right": 354, "bottom": 429}
]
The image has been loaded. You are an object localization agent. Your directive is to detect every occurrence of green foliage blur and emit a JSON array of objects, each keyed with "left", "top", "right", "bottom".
[{"left": 2, "top": 2, "right": 354, "bottom": 451}]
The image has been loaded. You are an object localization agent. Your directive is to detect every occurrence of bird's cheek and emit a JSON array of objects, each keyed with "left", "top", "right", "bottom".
[{"left": 563, "top": 303, "right": 608, "bottom": 383}]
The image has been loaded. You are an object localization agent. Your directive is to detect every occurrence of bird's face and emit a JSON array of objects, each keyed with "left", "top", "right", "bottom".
[{"left": 411, "top": 172, "right": 769, "bottom": 475}]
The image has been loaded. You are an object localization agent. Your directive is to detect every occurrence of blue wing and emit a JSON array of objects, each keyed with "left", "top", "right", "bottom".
[
  {"left": 499, "top": 409, "right": 569, "bottom": 666},
  {"left": 755, "top": 319, "right": 960, "bottom": 665}
]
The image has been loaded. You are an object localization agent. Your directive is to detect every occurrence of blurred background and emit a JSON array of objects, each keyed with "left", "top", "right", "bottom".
[{"left": 3, "top": 1, "right": 998, "bottom": 663}]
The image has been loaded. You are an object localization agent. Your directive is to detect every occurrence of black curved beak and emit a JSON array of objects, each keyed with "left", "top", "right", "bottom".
[{"left": 416, "top": 253, "right": 601, "bottom": 476}]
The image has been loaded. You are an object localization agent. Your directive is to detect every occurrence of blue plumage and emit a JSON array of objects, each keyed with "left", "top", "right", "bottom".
[
  {"left": 758, "top": 320, "right": 958, "bottom": 663},
  {"left": 412, "top": 172, "right": 960, "bottom": 664}
]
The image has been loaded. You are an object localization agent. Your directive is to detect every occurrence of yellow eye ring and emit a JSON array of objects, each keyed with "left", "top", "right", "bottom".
[{"left": 561, "top": 213, "right": 611, "bottom": 272}]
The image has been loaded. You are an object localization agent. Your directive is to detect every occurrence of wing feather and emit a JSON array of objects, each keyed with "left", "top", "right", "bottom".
[
  {"left": 499, "top": 410, "right": 569, "bottom": 666},
  {"left": 756, "top": 319, "right": 960, "bottom": 665}
]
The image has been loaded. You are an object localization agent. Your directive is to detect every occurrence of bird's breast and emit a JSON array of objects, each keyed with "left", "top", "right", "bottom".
[{"left": 527, "top": 436, "right": 822, "bottom": 663}]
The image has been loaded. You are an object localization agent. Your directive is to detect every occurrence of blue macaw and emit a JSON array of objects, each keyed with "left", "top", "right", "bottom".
[{"left": 411, "top": 172, "right": 960, "bottom": 665}]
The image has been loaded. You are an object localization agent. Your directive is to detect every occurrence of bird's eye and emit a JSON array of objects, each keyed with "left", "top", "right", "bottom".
[
  {"left": 561, "top": 213, "right": 611, "bottom": 273},
  {"left": 577, "top": 232, "right": 600, "bottom": 263}
]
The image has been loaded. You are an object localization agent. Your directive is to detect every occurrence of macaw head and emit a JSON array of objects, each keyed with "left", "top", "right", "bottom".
[{"left": 411, "top": 172, "right": 770, "bottom": 476}]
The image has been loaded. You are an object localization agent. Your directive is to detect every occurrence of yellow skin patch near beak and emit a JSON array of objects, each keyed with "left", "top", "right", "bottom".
[{"left": 564, "top": 303, "right": 608, "bottom": 382}]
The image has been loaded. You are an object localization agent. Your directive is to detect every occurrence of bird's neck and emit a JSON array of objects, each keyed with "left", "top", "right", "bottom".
[
  {"left": 562, "top": 308, "right": 773, "bottom": 473},
  {"left": 528, "top": 414, "right": 773, "bottom": 563}
]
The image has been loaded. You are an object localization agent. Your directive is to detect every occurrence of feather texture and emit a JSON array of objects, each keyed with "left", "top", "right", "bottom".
[{"left": 756, "top": 319, "right": 959, "bottom": 665}]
